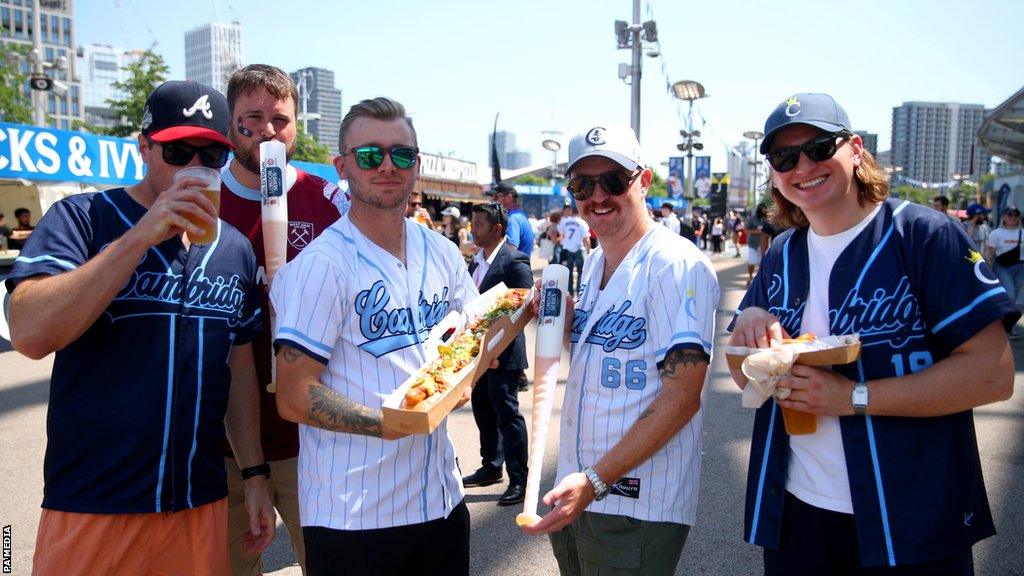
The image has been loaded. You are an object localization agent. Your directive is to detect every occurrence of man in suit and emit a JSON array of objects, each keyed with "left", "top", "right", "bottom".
[{"left": 462, "top": 202, "right": 533, "bottom": 506}]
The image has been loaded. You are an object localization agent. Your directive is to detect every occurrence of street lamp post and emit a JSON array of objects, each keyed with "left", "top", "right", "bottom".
[
  {"left": 615, "top": 1, "right": 657, "bottom": 140},
  {"left": 295, "top": 70, "right": 321, "bottom": 133},
  {"left": 743, "top": 130, "right": 764, "bottom": 207},
  {"left": 672, "top": 80, "right": 706, "bottom": 218},
  {"left": 9, "top": 0, "right": 71, "bottom": 127},
  {"left": 541, "top": 133, "right": 562, "bottom": 186}
]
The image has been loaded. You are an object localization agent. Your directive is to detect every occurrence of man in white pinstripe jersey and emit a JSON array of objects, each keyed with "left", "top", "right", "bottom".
[
  {"left": 271, "top": 97, "right": 477, "bottom": 576},
  {"left": 522, "top": 123, "right": 720, "bottom": 576}
]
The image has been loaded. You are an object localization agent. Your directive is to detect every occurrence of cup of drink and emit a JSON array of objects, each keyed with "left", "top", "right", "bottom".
[
  {"left": 173, "top": 166, "right": 221, "bottom": 245},
  {"left": 781, "top": 406, "right": 817, "bottom": 435}
]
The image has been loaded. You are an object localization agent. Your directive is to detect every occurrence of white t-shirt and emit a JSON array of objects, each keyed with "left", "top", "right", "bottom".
[
  {"left": 986, "top": 226, "right": 1023, "bottom": 261},
  {"left": 787, "top": 204, "right": 880, "bottom": 514},
  {"left": 558, "top": 216, "right": 590, "bottom": 252},
  {"left": 661, "top": 213, "right": 681, "bottom": 235}
]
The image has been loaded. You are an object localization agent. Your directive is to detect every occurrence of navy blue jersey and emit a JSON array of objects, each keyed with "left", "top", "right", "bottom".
[
  {"left": 732, "top": 198, "right": 1019, "bottom": 567},
  {"left": 6, "top": 188, "right": 260, "bottom": 514}
]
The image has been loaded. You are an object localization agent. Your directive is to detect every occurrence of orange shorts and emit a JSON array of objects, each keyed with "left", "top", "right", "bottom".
[{"left": 32, "top": 498, "right": 228, "bottom": 576}]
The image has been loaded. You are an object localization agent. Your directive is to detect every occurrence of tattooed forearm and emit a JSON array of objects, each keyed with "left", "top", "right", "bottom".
[
  {"left": 308, "top": 384, "right": 383, "bottom": 437},
  {"left": 637, "top": 408, "right": 654, "bottom": 420},
  {"left": 658, "top": 348, "right": 709, "bottom": 380}
]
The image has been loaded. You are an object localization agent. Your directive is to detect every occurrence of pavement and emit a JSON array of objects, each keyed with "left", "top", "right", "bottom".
[{"left": 1, "top": 247, "right": 1022, "bottom": 575}]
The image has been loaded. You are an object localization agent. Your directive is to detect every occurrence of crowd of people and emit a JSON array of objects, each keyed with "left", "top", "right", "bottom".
[{"left": 3, "top": 74, "right": 1017, "bottom": 576}]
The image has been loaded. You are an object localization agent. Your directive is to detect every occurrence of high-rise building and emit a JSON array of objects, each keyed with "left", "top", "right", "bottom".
[
  {"left": 184, "top": 21, "right": 243, "bottom": 95},
  {"left": 890, "top": 102, "right": 991, "bottom": 185},
  {"left": 76, "top": 43, "right": 143, "bottom": 130},
  {"left": 488, "top": 130, "right": 532, "bottom": 170},
  {"left": 854, "top": 130, "right": 878, "bottom": 157},
  {"left": 0, "top": 0, "right": 81, "bottom": 129},
  {"left": 290, "top": 67, "right": 342, "bottom": 155}
]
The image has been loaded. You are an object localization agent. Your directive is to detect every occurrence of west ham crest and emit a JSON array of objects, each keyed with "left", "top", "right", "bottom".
[{"left": 288, "top": 221, "right": 314, "bottom": 250}]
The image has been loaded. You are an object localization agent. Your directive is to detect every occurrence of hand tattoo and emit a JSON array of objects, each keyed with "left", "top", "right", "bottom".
[
  {"left": 308, "top": 384, "right": 383, "bottom": 437},
  {"left": 658, "top": 348, "right": 709, "bottom": 380}
]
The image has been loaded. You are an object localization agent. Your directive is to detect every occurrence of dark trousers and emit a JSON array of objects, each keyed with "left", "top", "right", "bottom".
[
  {"left": 303, "top": 501, "right": 470, "bottom": 576},
  {"left": 764, "top": 492, "right": 974, "bottom": 576},
  {"left": 470, "top": 368, "right": 529, "bottom": 485},
  {"left": 562, "top": 249, "right": 585, "bottom": 295}
]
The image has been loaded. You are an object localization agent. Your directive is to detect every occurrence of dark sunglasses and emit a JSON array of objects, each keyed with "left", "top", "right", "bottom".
[
  {"left": 566, "top": 169, "right": 641, "bottom": 201},
  {"left": 765, "top": 132, "right": 852, "bottom": 173},
  {"left": 342, "top": 145, "right": 419, "bottom": 170},
  {"left": 152, "top": 139, "right": 230, "bottom": 168}
]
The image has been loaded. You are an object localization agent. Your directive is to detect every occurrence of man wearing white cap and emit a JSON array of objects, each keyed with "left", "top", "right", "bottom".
[{"left": 521, "top": 123, "right": 720, "bottom": 576}]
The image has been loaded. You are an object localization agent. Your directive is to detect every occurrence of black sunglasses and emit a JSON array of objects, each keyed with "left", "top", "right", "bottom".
[
  {"left": 566, "top": 169, "right": 642, "bottom": 201},
  {"left": 765, "top": 132, "right": 852, "bottom": 173},
  {"left": 150, "top": 138, "right": 230, "bottom": 168},
  {"left": 342, "top": 145, "right": 419, "bottom": 170}
]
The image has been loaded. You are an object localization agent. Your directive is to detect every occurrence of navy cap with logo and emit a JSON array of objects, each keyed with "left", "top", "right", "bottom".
[
  {"left": 760, "top": 93, "right": 852, "bottom": 153},
  {"left": 966, "top": 203, "right": 991, "bottom": 217},
  {"left": 140, "top": 80, "right": 231, "bottom": 147}
]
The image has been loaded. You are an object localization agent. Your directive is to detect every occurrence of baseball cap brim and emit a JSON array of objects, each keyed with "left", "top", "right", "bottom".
[
  {"left": 760, "top": 119, "right": 848, "bottom": 154},
  {"left": 566, "top": 150, "right": 640, "bottom": 176},
  {"left": 148, "top": 125, "right": 232, "bottom": 148}
]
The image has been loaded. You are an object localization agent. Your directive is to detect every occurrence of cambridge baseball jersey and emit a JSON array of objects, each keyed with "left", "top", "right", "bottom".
[
  {"left": 556, "top": 224, "right": 719, "bottom": 525},
  {"left": 220, "top": 164, "right": 348, "bottom": 461},
  {"left": 557, "top": 216, "right": 590, "bottom": 253},
  {"left": 733, "top": 198, "right": 1019, "bottom": 567},
  {"left": 6, "top": 188, "right": 260, "bottom": 514},
  {"left": 270, "top": 216, "right": 478, "bottom": 530}
]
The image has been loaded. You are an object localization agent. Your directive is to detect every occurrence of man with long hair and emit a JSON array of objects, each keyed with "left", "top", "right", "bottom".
[{"left": 728, "top": 93, "right": 1016, "bottom": 574}]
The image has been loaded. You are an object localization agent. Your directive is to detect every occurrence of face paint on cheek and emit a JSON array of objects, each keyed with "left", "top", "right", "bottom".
[{"left": 236, "top": 116, "right": 253, "bottom": 137}]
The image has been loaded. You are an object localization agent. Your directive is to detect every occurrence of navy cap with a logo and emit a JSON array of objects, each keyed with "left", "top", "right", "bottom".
[
  {"left": 760, "top": 93, "right": 852, "bottom": 153},
  {"left": 140, "top": 80, "right": 231, "bottom": 147}
]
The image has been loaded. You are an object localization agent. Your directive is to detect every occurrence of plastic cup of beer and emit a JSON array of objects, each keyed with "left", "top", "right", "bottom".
[
  {"left": 781, "top": 406, "right": 817, "bottom": 435},
  {"left": 173, "top": 166, "right": 221, "bottom": 245}
]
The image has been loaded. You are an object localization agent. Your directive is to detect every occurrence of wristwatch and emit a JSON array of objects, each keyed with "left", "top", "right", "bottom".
[
  {"left": 582, "top": 466, "right": 611, "bottom": 501},
  {"left": 851, "top": 382, "right": 869, "bottom": 416},
  {"left": 240, "top": 461, "right": 272, "bottom": 481}
]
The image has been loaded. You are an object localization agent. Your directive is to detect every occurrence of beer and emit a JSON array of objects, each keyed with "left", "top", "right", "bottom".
[
  {"left": 174, "top": 167, "right": 222, "bottom": 246},
  {"left": 781, "top": 406, "right": 817, "bottom": 435},
  {"left": 183, "top": 187, "right": 221, "bottom": 245}
]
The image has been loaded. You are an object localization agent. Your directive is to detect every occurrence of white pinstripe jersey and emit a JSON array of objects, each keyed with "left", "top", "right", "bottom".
[
  {"left": 556, "top": 224, "right": 719, "bottom": 524},
  {"left": 270, "top": 215, "right": 478, "bottom": 530}
]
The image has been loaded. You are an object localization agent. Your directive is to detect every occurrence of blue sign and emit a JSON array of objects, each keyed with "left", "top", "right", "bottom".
[
  {"left": 668, "top": 157, "right": 684, "bottom": 198},
  {"left": 0, "top": 121, "right": 339, "bottom": 187}
]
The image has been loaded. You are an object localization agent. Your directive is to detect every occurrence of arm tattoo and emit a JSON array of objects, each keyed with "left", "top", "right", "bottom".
[
  {"left": 658, "top": 348, "right": 709, "bottom": 380},
  {"left": 281, "top": 346, "right": 304, "bottom": 363},
  {"left": 308, "top": 384, "right": 383, "bottom": 437},
  {"left": 638, "top": 408, "right": 654, "bottom": 420}
]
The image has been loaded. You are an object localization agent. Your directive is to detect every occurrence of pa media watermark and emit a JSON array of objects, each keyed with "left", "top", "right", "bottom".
[{"left": 3, "top": 524, "right": 11, "bottom": 574}]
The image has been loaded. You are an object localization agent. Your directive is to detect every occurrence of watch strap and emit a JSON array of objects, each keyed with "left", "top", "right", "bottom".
[
  {"left": 583, "top": 466, "right": 610, "bottom": 501},
  {"left": 240, "top": 461, "right": 271, "bottom": 481}
]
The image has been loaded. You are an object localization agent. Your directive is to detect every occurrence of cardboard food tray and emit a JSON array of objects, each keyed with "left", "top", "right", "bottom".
[
  {"left": 725, "top": 335, "right": 861, "bottom": 371},
  {"left": 382, "top": 285, "right": 535, "bottom": 435}
]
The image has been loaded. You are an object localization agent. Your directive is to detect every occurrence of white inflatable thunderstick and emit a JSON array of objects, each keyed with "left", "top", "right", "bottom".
[
  {"left": 516, "top": 264, "right": 569, "bottom": 528},
  {"left": 260, "top": 141, "right": 288, "bottom": 393}
]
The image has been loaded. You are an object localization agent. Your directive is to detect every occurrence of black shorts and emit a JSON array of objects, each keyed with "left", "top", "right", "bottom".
[
  {"left": 764, "top": 492, "right": 974, "bottom": 576},
  {"left": 303, "top": 500, "right": 470, "bottom": 576}
]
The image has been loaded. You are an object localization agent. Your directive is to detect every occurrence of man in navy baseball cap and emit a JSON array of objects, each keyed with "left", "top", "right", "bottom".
[
  {"left": 141, "top": 80, "right": 232, "bottom": 147},
  {"left": 760, "top": 93, "right": 852, "bottom": 154},
  {"left": 5, "top": 79, "right": 275, "bottom": 574}
]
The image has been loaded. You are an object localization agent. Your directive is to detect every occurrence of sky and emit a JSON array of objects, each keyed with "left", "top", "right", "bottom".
[{"left": 76, "top": 0, "right": 1024, "bottom": 176}]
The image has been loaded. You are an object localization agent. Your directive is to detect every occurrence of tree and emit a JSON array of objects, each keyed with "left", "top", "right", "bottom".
[
  {"left": 647, "top": 170, "right": 668, "bottom": 198},
  {"left": 512, "top": 173, "right": 548, "bottom": 186},
  {"left": 891, "top": 184, "right": 933, "bottom": 207},
  {"left": 292, "top": 123, "right": 331, "bottom": 164},
  {"left": 101, "top": 50, "right": 169, "bottom": 137},
  {"left": 0, "top": 35, "right": 33, "bottom": 124}
]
